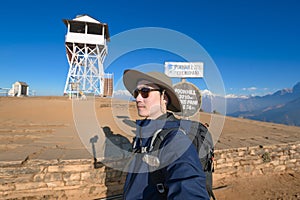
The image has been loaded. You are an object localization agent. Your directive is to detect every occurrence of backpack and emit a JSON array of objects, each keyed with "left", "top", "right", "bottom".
[{"left": 148, "top": 119, "right": 216, "bottom": 200}]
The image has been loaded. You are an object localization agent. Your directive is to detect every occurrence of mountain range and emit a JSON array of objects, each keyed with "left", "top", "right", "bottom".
[
  {"left": 113, "top": 82, "right": 300, "bottom": 126},
  {"left": 212, "top": 82, "right": 300, "bottom": 126}
]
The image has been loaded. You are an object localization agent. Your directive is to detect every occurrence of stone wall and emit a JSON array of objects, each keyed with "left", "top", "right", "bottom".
[
  {"left": 213, "top": 141, "right": 300, "bottom": 181},
  {"left": 1, "top": 141, "right": 299, "bottom": 199},
  {"left": 0, "top": 159, "right": 127, "bottom": 199}
]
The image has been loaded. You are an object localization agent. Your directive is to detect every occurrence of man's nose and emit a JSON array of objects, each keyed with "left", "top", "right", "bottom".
[{"left": 135, "top": 93, "right": 143, "bottom": 102}]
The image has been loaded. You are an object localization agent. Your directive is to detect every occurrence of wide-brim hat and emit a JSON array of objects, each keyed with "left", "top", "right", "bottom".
[{"left": 123, "top": 69, "right": 182, "bottom": 112}]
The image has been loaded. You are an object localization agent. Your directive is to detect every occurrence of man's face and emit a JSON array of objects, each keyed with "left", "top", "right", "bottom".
[{"left": 135, "top": 80, "right": 163, "bottom": 119}]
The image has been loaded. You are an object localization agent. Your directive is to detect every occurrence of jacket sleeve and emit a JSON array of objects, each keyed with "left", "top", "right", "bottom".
[{"left": 160, "top": 130, "right": 210, "bottom": 200}]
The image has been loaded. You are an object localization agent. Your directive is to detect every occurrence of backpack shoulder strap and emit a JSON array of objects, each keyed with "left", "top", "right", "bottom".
[
  {"left": 149, "top": 127, "right": 179, "bottom": 152},
  {"left": 148, "top": 127, "right": 181, "bottom": 198}
]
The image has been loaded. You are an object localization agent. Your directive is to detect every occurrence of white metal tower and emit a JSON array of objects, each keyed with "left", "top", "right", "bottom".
[{"left": 63, "top": 15, "right": 112, "bottom": 97}]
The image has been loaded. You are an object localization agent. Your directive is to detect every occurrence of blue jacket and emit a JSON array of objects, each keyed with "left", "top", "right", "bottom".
[{"left": 123, "top": 113, "right": 209, "bottom": 200}]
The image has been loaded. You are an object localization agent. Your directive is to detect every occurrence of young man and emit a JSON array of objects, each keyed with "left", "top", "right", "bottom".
[{"left": 122, "top": 69, "right": 209, "bottom": 200}]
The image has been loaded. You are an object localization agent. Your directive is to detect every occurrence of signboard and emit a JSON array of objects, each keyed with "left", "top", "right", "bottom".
[
  {"left": 174, "top": 82, "right": 202, "bottom": 117},
  {"left": 165, "top": 62, "right": 204, "bottom": 78}
]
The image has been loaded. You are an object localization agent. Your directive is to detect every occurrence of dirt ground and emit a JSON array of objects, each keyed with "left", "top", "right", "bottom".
[
  {"left": 213, "top": 172, "right": 300, "bottom": 200},
  {"left": 0, "top": 96, "right": 300, "bottom": 199}
]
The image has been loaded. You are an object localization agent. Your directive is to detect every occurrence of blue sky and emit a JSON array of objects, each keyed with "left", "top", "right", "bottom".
[{"left": 0, "top": 0, "right": 299, "bottom": 96}]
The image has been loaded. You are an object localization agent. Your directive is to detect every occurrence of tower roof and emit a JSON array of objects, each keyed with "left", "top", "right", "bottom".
[
  {"left": 73, "top": 14, "right": 102, "bottom": 24},
  {"left": 63, "top": 14, "right": 110, "bottom": 41}
]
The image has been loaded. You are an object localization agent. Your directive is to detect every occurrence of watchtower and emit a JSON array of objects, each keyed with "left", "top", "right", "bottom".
[{"left": 63, "top": 15, "right": 113, "bottom": 97}]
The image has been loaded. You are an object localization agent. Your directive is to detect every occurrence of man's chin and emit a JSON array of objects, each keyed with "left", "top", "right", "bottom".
[{"left": 138, "top": 111, "right": 149, "bottom": 118}]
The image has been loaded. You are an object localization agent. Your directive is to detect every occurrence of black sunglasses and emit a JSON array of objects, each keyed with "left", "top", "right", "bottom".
[{"left": 133, "top": 87, "right": 161, "bottom": 98}]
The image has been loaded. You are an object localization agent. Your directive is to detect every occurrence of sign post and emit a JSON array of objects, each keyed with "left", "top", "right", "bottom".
[
  {"left": 165, "top": 62, "right": 204, "bottom": 118},
  {"left": 165, "top": 62, "right": 204, "bottom": 78},
  {"left": 174, "top": 82, "right": 202, "bottom": 117}
]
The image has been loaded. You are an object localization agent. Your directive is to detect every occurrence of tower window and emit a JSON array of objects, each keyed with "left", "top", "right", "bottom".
[
  {"left": 70, "top": 22, "right": 85, "bottom": 33},
  {"left": 87, "top": 24, "right": 103, "bottom": 35}
]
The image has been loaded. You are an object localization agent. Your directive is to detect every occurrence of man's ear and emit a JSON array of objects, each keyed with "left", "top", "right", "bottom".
[{"left": 162, "top": 91, "right": 169, "bottom": 105}]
